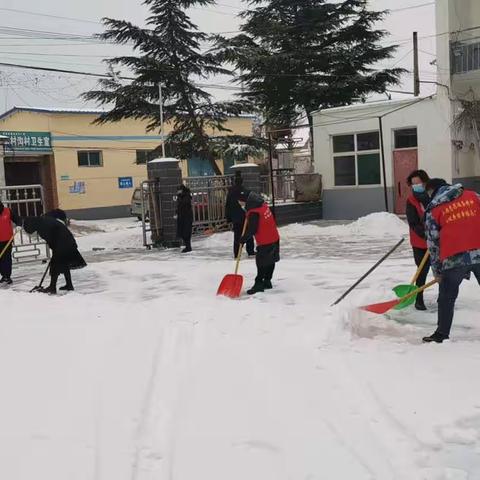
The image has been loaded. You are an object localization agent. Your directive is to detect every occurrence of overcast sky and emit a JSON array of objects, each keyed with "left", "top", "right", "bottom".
[{"left": 0, "top": 0, "right": 437, "bottom": 113}]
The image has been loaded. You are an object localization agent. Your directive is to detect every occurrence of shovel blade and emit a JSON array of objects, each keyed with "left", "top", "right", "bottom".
[
  {"left": 392, "top": 284, "right": 417, "bottom": 310},
  {"left": 217, "top": 274, "right": 244, "bottom": 298},
  {"left": 360, "top": 298, "right": 400, "bottom": 315}
]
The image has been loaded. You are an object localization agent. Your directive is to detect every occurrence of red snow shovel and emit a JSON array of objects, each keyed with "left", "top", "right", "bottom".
[
  {"left": 360, "top": 280, "right": 438, "bottom": 315},
  {"left": 217, "top": 219, "right": 248, "bottom": 298}
]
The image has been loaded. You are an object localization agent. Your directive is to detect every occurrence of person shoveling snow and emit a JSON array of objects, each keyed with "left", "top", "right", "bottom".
[
  {"left": 23, "top": 213, "right": 87, "bottom": 295},
  {"left": 238, "top": 191, "right": 280, "bottom": 295},
  {"left": 423, "top": 179, "right": 480, "bottom": 343}
]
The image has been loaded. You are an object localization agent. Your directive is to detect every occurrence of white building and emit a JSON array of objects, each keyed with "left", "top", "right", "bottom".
[{"left": 313, "top": 0, "right": 480, "bottom": 219}]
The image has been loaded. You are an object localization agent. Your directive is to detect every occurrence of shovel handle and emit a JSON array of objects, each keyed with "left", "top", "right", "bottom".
[
  {"left": 234, "top": 217, "right": 248, "bottom": 275},
  {"left": 399, "top": 279, "right": 437, "bottom": 303},
  {"left": 0, "top": 233, "right": 15, "bottom": 261},
  {"left": 410, "top": 250, "right": 430, "bottom": 285}
]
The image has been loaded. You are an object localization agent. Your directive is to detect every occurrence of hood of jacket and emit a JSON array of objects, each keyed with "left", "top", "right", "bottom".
[
  {"left": 427, "top": 184, "right": 464, "bottom": 211},
  {"left": 245, "top": 191, "right": 265, "bottom": 211}
]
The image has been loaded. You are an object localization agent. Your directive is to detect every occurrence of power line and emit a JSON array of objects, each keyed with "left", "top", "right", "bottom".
[
  {"left": 0, "top": 7, "right": 101, "bottom": 24},
  {"left": 389, "top": 2, "right": 434, "bottom": 13}
]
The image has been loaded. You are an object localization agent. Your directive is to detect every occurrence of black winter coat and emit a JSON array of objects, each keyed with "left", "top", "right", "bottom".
[
  {"left": 176, "top": 190, "right": 193, "bottom": 239},
  {"left": 406, "top": 192, "right": 430, "bottom": 240},
  {"left": 225, "top": 185, "right": 246, "bottom": 224},
  {"left": 23, "top": 216, "right": 86, "bottom": 274}
]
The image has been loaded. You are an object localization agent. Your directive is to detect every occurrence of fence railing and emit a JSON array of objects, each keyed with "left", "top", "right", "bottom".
[
  {"left": 185, "top": 175, "right": 233, "bottom": 235},
  {"left": 140, "top": 172, "right": 322, "bottom": 247},
  {"left": 0, "top": 184, "right": 49, "bottom": 262},
  {"left": 260, "top": 172, "right": 322, "bottom": 203}
]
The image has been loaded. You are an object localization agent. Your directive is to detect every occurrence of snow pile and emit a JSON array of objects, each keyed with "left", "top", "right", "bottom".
[
  {"left": 282, "top": 212, "right": 408, "bottom": 239},
  {"left": 73, "top": 218, "right": 144, "bottom": 251}
]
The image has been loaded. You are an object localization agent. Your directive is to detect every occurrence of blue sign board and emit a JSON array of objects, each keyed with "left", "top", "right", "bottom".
[{"left": 118, "top": 177, "right": 133, "bottom": 189}]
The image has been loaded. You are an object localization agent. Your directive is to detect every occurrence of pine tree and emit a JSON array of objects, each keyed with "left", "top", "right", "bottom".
[
  {"left": 84, "top": 0, "right": 261, "bottom": 174},
  {"left": 214, "top": 0, "right": 405, "bottom": 131}
]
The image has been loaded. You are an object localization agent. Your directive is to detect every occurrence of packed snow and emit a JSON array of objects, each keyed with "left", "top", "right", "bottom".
[{"left": 2, "top": 213, "right": 480, "bottom": 480}]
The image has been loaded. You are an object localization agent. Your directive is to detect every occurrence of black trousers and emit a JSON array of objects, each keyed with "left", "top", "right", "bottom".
[
  {"left": 182, "top": 234, "right": 192, "bottom": 250},
  {"left": 413, "top": 247, "right": 430, "bottom": 303},
  {"left": 0, "top": 242, "right": 12, "bottom": 279},
  {"left": 255, "top": 264, "right": 275, "bottom": 284},
  {"left": 49, "top": 268, "right": 73, "bottom": 290},
  {"left": 233, "top": 222, "right": 254, "bottom": 257},
  {"left": 437, "top": 264, "right": 480, "bottom": 336}
]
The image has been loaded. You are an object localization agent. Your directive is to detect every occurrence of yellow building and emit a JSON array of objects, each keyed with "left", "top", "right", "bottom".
[{"left": 0, "top": 107, "right": 254, "bottom": 219}]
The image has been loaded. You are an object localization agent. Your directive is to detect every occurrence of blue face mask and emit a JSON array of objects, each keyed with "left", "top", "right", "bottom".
[{"left": 412, "top": 184, "right": 425, "bottom": 194}]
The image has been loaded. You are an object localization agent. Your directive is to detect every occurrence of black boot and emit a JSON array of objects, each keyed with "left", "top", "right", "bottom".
[
  {"left": 60, "top": 270, "right": 74, "bottom": 291},
  {"left": 422, "top": 331, "right": 449, "bottom": 343},
  {"left": 39, "top": 285, "right": 57, "bottom": 295},
  {"left": 0, "top": 276, "right": 12, "bottom": 285},
  {"left": 415, "top": 292, "right": 427, "bottom": 311},
  {"left": 263, "top": 279, "right": 273, "bottom": 290},
  {"left": 59, "top": 285, "right": 74, "bottom": 291},
  {"left": 247, "top": 281, "right": 265, "bottom": 295}
]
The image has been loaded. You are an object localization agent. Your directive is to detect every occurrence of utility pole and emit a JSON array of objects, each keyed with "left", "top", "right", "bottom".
[
  {"left": 413, "top": 32, "right": 420, "bottom": 97},
  {"left": 158, "top": 82, "right": 166, "bottom": 158},
  {"left": 268, "top": 131, "right": 276, "bottom": 217}
]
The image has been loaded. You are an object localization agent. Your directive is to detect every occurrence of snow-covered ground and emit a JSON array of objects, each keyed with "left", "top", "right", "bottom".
[{"left": 2, "top": 213, "right": 480, "bottom": 480}]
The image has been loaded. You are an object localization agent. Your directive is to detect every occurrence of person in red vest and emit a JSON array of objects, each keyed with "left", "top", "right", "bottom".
[
  {"left": 406, "top": 169, "right": 431, "bottom": 310},
  {"left": 423, "top": 179, "right": 480, "bottom": 343},
  {"left": 0, "top": 201, "right": 19, "bottom": 285},
  {"left": 238, "top": 190, "right": 280, "bottom": 295}
]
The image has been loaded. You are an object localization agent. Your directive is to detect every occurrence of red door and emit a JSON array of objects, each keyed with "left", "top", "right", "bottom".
[{"left": 393, "top": 150, "right": 418, "bottom": 214}]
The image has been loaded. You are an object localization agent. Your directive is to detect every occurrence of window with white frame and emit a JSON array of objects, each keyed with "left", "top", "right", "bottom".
[
  {"left": 77, "top": 150, "right": 103, "bottom": 167},
  {"left": 332, "top": 132, "right": 381, "bottom": 186}
]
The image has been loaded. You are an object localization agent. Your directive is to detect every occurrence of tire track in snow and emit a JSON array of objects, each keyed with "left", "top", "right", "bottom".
[{"left": 130, "top": 329, "right": 165, "bottom": 480}]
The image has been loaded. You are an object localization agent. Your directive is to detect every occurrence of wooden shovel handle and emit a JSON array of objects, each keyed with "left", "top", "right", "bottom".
[
  {"left": 411, "top": 250, "right": 430, "bottom": 285},
  {"left": 400, "top": 279, "right": 437, "bottom": 303},
  {"left": 234, "top": 217, "right": 248, "bottom": 275},
  {"left": 0, "top": 234, "right": 15, "bottom": 260}
]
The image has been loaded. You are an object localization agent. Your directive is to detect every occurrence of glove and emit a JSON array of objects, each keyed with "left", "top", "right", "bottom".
[{"left": 239, "top": 236, "right": 248, "bottom": 244}]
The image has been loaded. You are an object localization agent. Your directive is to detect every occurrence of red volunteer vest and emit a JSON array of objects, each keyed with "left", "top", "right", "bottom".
[
  {"left": 247, "top": 203, "right": 280, "bottom": 246},
  {"left": 431, "top": 190, "right": 480, "bottom": 261},
  {"left": 407, "top": 194, "right": 427, "bottom": 249},
  {"left": 0, "top": 207, "right": 13, "bottom": 242}
]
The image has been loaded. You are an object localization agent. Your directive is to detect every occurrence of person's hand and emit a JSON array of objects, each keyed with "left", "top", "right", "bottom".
[
  {"left": 239, "top": 236, "right": 247, "bottom": 244},
  {"left": 434, "top": 274, "right": 443, "bottom": 283}
]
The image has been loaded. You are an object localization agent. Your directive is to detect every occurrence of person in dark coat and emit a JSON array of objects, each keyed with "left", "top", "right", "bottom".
[
  {"left": 238, "top": 190, "right": 280, "bottom": 295},
  {"left": 176, "top": 184, "right": 193, "bottom": 253},
  {"left": 23, "top": 215, "right": 86, "bottom": 294},
  {"left": 0, "top": 201, "right": 20, "bottom": 285},
  {"left": 225, "top": 171, "right": 255, "bottom": 258},
  {"left": 406, "top": 169, "right": 431, "bottom": 310}
]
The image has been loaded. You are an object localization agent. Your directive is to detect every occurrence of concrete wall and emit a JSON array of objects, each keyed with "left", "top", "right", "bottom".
[
  {"left": 0, "top": 110, "right": 254, "bottom": 217},
  {"left": 313, "top": 97, "right": 453, "bottom": 219},
  {"left": 273, "top": 201, "right": 323, "bottom": 226}
]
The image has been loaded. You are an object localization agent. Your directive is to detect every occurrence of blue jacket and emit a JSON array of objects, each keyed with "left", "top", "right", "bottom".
[{"left": 425, "top": 184, "right": 480, "bottom": 275}]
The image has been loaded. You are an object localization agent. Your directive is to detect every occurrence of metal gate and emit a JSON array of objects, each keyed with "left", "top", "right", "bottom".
[
  {"left": 140, "top": 175, "right": 233, "bottom": 247},
  {"left": 1, "top": 184, "right": 49, "bottom": 262}
]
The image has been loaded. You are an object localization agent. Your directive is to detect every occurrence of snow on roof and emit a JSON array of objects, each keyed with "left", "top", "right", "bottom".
[
  {"left": 276, "top": 125, "right": 310, "bottom": 150},
  {"left": 148, "top": 157, "right": 179, "bottom": 164},
  {"left": 311, "top": 96, "right": 435, "bottom": 118},
  {"left": 0, "top": 106, "right": 109, "bottom": 121},
  {"left": 230, "top": 163, "right": 259, "bottom": 169}
]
